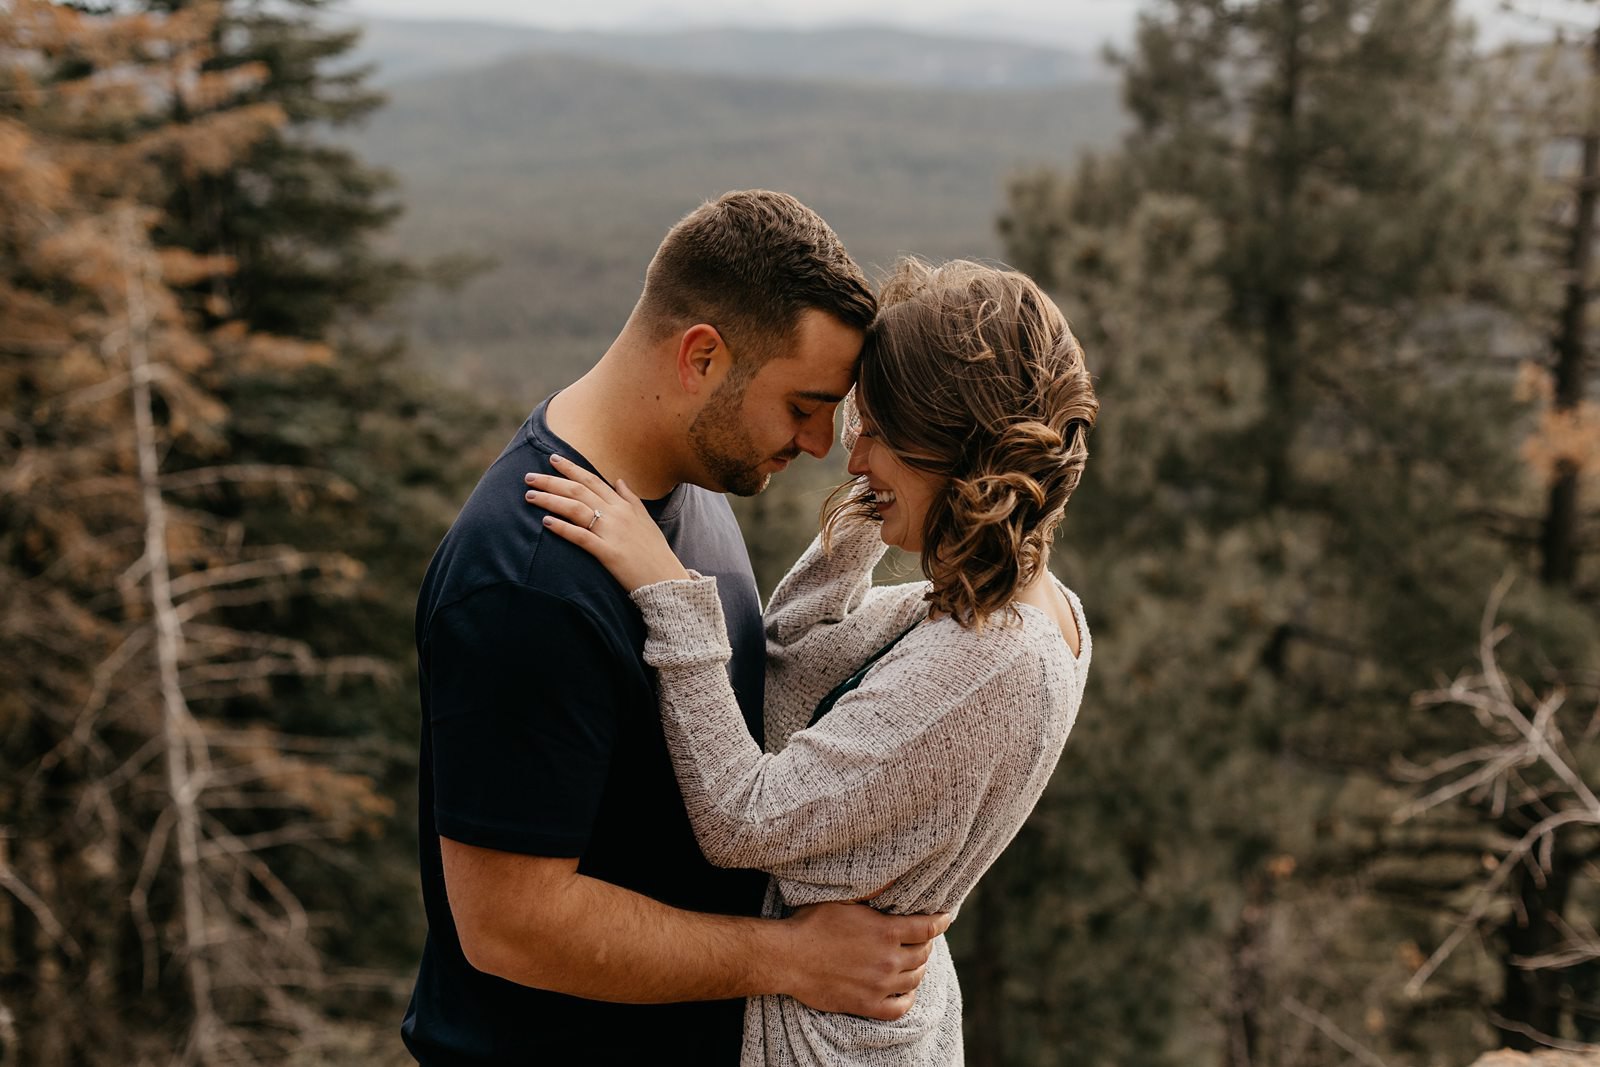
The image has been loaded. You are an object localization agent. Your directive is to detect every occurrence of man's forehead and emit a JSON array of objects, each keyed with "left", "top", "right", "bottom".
[{"left": 758, "top": 348, "right": 858, "bottom": 399}]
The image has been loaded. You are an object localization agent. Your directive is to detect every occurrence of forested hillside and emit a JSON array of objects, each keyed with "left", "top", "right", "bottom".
[
  {"left": 342, "top": 53, "right": 1123, "bottom": 398},
  {"left": 348, "top": 18, "right": 1103, "bottom": 89}
]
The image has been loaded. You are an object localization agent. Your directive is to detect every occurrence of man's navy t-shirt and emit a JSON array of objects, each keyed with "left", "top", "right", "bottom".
[{"left": 402, "top": 397, "right": 768, "bottom": 1065}]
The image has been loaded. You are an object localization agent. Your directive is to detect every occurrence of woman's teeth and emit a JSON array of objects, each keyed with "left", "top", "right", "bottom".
[{"left": 871, "top": 489, "right": 897, "bottom": 507}]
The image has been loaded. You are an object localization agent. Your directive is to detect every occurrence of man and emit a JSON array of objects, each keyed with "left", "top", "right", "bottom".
[{"left": 403, "top": 190, "right": 949, "bottom": 1064}]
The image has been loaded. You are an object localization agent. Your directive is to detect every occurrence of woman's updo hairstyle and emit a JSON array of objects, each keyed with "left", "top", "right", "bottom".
[{"left": 824, "top": 258, "right": 1098, "bottom": 629}]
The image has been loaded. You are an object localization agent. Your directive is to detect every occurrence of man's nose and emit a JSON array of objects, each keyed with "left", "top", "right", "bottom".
[{"left": 796, "top": 412, "right": 832, "bottom": 460}]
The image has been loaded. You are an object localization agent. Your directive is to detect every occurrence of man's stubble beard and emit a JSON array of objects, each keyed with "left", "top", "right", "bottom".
[{"left": 688, "top": 373, "right": 781, "bottom": 497}]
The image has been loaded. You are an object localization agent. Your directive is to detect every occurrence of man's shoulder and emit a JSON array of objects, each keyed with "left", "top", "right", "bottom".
[{"left": 420, "top": 438, "right": 637, "bottom": 639}]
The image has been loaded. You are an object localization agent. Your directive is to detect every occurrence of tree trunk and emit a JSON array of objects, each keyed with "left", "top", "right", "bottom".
[
  {"left": 1226, "top": 873, "right": 1271, "bottom": 1067},
  {"left": 1494, "top": 834, "right": 1576, "bottom": 1049},
  {"left": 1539, "top": 21, "right": 1600, "bottom": 588},
  {"left": 964, "top": 882, "right": 1007, "bottom": 1067},
  {"left": 1261, "top": 0, "right": 1305, "bottom": 509},
  {"left": 122, "top": 211, "right": 219, "bottom": 1061}
]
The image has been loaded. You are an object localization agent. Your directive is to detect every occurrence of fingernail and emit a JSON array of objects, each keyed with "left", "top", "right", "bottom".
[
  {"left": 551, "top": 454, "right": 565, "bottom": 465},
  {"left": 524, "top": 472, "right": 537, "bottom": 484},
  {"left": 543, "top": 516, "right": 554, "bottom": 526},
  {"left": 525, "top": 490, "right": 537, "bottom": 501}
]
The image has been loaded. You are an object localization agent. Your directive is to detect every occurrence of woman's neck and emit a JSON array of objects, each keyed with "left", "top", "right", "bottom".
[{"left": 1012, "top": 557, "right": 1080, "bottom": 655}]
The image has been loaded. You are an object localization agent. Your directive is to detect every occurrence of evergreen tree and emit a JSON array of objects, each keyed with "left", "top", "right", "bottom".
[
  {"left": 1400, "top": 3, "right": 1600, "bottom": 1047},
  {"left": 0, "top": 4, "right": 400, "bottom": 1060},
  {"left": 985, "top": 2, "right": 1556, "bottom": 1063},
  {"left": 129, "top": 0, "right": 505, "bottom": 1006},
  {"left": 0, "top": 1, "right": 500, "bottom": 1059}
]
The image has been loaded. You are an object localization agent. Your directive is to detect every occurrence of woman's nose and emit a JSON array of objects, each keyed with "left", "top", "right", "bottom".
[{"left": 846, "top": 438, "right": 870, "bottom": 477}]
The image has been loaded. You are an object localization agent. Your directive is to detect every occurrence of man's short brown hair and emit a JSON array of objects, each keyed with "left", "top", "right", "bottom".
[{"left": 638, "top": 190, "right": 876, "bottom": 371}]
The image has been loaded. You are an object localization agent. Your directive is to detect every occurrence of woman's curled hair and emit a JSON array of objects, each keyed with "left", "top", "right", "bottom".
[{"left": 824, "top": 258, "right": 1099, "bottom": 628}]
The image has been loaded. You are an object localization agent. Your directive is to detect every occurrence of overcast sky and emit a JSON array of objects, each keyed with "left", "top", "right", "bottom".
[{"left": 345, "top": 0, "right": 1592, "bottom": 49}]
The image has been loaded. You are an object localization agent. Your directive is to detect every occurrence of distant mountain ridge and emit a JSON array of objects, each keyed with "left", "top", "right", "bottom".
[
  {"left": 343, "top": 48, "right": 1123, "bottom": 397},
  {"left": 345, "top": 17, "right": 1104, "bottom": 90}
]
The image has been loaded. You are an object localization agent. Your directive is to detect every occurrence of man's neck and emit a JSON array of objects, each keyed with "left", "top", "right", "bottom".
[{"left": 545, "top": 358, "right": 684, "bottom": 500}]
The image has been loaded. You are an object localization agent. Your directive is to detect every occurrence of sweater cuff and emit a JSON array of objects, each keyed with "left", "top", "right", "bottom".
[{"left": 629, "top": 573, "right": 732, "bottom": 669}]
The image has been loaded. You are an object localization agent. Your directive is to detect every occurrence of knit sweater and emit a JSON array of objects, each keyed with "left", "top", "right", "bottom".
[{"left": 629, "top": 520, "right": 1091, "bottom": 1066}]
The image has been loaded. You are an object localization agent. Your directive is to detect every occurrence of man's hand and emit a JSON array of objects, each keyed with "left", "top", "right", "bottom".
[{"left": 774, "top": 901, "right": 951, "bottom": 1021}]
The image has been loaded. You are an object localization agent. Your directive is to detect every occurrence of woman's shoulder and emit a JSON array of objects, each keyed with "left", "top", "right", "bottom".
[{"left": 910, "top": 591, "right": 1087, "bottom": 679}]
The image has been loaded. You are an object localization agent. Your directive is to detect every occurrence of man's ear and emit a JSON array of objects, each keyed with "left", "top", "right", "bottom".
[{"left": 675, "top": 323, "right": 730, "bottom": 396}]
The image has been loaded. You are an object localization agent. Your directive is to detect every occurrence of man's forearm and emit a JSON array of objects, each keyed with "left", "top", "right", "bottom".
[
  {"left": 448, "top": 842, "right": 785, "bottom": 1002},
  {"left": 444, "top": 839, "right": 943, "bottom": 1019},
  {"left": 473, "top": 869, "right": 785, "bottom": 1002}
]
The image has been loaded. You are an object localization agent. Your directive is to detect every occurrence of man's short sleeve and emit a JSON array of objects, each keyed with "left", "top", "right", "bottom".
[{"left": 424, "top": 583, "right": 624, "bottom": 857}]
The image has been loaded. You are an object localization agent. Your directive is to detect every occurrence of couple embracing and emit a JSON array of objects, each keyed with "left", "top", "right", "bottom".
[{"left": 402, "top": 190, "right": 1098, "bottom": 1066}]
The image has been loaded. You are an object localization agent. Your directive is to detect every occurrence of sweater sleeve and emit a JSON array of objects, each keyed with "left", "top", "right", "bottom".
[
  {"left": 761, "top": 519, "right": 932, "bottom": 744},
  {"left": 631, "top": 574, "right": 1036, "bottom": 907}
]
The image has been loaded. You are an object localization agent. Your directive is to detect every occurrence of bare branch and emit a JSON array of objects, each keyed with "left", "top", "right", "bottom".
[
  {"left": 159, "top": 463, "right": 355, "bottom": 498},
  {"left": 129, "top": 807, "right": 176, "bottom": 994},
  {"left": 1483, "top": 1009, "right": 1600, "bottom": 1053},
  {"left": 1281, "top": 997, "right": 1393, "bottom": 1067},
  {"left": 196, "top": 822, "right": 345, "bottom": 860},
  {"left": 1402, "top": 574, "right": 1600, "bottom": 996},
  {"left": 1406, "top": 809, "right": 1600, "bottom": 995},
  {"left": 167, "top": 549, "right": 356, "bottom": 601},
  {"left": 0, "top": 855, "right": 82, "bottom": 959}
]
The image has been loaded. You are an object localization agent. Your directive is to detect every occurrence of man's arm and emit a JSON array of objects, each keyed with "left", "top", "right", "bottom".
[{"left": 442, "top": 839, "right": 948, "bottom": 1021}]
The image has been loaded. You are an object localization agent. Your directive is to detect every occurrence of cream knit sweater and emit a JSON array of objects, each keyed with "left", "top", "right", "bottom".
[{"left": 629, "top": 520, "right": 1091, "bottom": 1066}]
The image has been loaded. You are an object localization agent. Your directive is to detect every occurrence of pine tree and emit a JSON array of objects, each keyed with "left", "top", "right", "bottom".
[
  {"left": 985, "top": 2, "right": 1548, "bottom": 1063},
  {"left": 126, "top": 0, "right": 505, "bottom": 1000},
  {"left": 0, "top": 2, "right": 494, "bottom": 1060},
  {"left": 1394, "top": 3, "right": 1600, "bottom": 1048}
]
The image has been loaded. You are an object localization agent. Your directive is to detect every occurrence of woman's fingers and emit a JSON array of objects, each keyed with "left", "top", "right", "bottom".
[
  {"left": 538, "top": 511, "right": 608, "bottom": 557},
  {"left": 524, "top": 489, "right": 601, "bottom": 529},
  {"left": 522, "top": 470, "right": 600, "bottom": 508}
]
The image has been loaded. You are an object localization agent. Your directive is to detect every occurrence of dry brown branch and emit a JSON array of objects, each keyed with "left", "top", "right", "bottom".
[
  {"left": 1282, "top": 996, "right": 1395, "bottom": 1067},
  {"left": 159, "top": 463, "right": 355, "bottom": 499},
  {"left": 177, "top": 654, "right": 394, "bottom": 700},
  {"left": 1391, "top": 743, "right": 1522, "bottom": 783},
  {"left": 1400, "top": 573, "right": 1600, "bottom": 997},
  {"left": 200, "top": 813, "right": 311, "bottom": 941},
  {"left": 0, "top": 856, "right": 81, "bottom": 959},
  {"left": 195, "top": 823, "right": 341, "bottom": 860},
  {"left": 1512, "top": 910, "right": 1600, "bottom": 971},
  {"left": 1483, "top": 1010, "right": 1600, "bottom": 1054},
  {"left": 166, "top": 550, "right": 349, "bottom": 600},
  {"left": 129, "top": 806, "right": 176, "bottom": 993}
]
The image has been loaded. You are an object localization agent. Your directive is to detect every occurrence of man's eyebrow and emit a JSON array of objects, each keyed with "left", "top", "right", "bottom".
[{"left": 791, "top": 390, "right": 848, "bottom": 404}]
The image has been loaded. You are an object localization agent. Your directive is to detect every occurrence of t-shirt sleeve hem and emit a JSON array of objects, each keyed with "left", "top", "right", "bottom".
[{"left": 435, "top": 809, "right": 589, "bottom": 858}]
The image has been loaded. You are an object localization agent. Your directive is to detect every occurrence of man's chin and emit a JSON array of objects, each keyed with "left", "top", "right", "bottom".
[{"left": 722, "top": 470, "right": 772, "bottom": 497}]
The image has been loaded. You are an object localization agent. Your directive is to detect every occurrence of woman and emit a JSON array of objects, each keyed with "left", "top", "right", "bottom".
[{"left": 524, "top": 258, "right": 1098, "bottom": 1065}]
